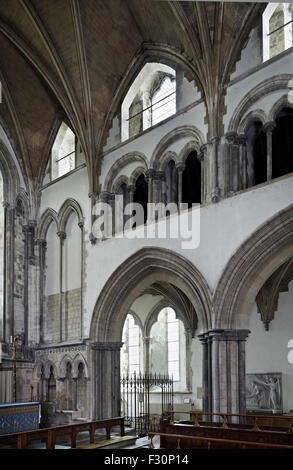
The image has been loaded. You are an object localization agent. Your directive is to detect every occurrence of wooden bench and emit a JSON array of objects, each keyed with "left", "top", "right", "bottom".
[
  {"left": 148, "top": 431, "right": 293, "bottom": 450},
  {"left": 0, "top": 417, "right": 125, "bottom": 449},
  {"left": 166, "top": 410, "right": 293, "bottom": 433},
  {"left": 160, "top": 419, "right": 293, "bottom": 448}
]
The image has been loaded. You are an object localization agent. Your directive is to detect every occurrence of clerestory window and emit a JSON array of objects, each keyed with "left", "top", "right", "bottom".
[
  {"left": 121, "top": 63, "right": 176, "bottom": 142},
  {"left": 263, "top": 3, "right": 293, "bottom": 61}
]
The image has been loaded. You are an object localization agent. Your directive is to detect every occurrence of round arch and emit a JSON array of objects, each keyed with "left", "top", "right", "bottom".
[
  {"left": 103, "top": 152, "right": 148, "bottom": 193},
  {"left": 268, "top": 95, "right": 293, "bottom": 122},
  {"left": 213, "top": 204, "right": 293, "bottom": 330},
  {"left": 150, "top": 126, "right": 205, "bottom": 170},
  {"left": 228, "top": 74, "right": 293, "bottom": 133},
  {"left": 90, "top": 247, "right": 212, "bottom": 342}
]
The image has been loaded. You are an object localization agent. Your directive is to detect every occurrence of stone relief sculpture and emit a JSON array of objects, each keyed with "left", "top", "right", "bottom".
[{"left": 246, "top": 373, "right": 282, "bottom": 412}]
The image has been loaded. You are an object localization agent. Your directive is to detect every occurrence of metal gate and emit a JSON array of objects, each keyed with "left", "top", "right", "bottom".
[{"left": 120, "top": 372, "right": 173, "bottom": 435}]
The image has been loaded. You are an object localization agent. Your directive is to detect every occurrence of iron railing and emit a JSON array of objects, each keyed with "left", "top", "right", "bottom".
[{"left": 120, "top": 372, "right": 173, "bottom": 435}]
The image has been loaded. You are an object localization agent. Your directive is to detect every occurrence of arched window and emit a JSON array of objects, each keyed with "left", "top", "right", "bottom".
[
  {"left": 121, "top": 63, "right": 176, "bottom": 141},
  {"left": 51, "top": 122, "right": 76, "bottom": 180},
  {"left": 121, "top": 314, "right": 143, "bottom": 375},
  {"left": 182, "top": 151, "right": 201, "bottom": 207},
  {"left": 151, "top": 76, "right": 176, "bottom": 127},
  {"left": 150, "top": 307, "right": 185, "bottom": 383},
  {"left": 263, "top": 3, "right": 293, "bottom": 61},
  {"left": 272, "top": 107, "right": 293, "bottom": 178}
]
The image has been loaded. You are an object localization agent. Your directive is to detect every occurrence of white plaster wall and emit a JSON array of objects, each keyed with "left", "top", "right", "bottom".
[
  {"left": 177, "top": 76, "right": 201, "bottom": 110},
  {"left": 84, "top": 174, "right": 293, "bottom": 336},
  {"left": 230, "top": 26, "right": 262, "bottom": 81},
  {"left": 63, "top": 212, "right": 81, "bottom": 292},
  {"left": 224, "top": 49, "right": 293, "bottom": 131},
  {"left": 246, "top": 281, "right": 293, "bottom": 413},
  {"left": 45, "top": 222, "right": 60, "bottom": 296}
]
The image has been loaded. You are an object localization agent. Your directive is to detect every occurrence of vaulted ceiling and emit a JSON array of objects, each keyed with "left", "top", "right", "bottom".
[{"left": 0, "top": 0, "right": 265, "bottom": 196}]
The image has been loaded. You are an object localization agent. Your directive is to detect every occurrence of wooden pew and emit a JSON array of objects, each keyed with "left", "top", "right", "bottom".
[
  {"left": 148, "top": 431, "right": 293, "bottom": 450},
  {"left": 160, "top": 418, "right": 293, "bottom": 448},
  {"left": 0, "top": 417, "right": 125, "bottom": 449},
  {"left": 166, "top": 410, "right": 293, "bottom": 433}
]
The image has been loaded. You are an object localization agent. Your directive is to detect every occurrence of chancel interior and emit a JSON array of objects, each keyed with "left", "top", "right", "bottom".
[{"left": 0, "top": 0, "right": 293, "bottom": 450}]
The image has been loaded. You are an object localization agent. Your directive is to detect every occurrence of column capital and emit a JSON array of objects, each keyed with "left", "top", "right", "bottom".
[
  {"left": 198, "top": 329, "right": 250, "bottom": 342},
  {"left": 146, "top": 169, "right": 155, "bottom": 179},
  {"left": 225, "top": 131, "right": 238, "bottom": 145},
  {"left": 36, "top": 238, "right": 47, "bottom": 248},
  {"left": 200, "top": 143, "right": 208, "bottom": 155},
  {"left": 210, "top": 135, "right": 221, "bottom": 146},
  {"left": 90, "top": 341, "right": 123, "bottom": 351},
  {"left": 57, "top": 231, "right": 66, "bottom": 240},
  {"left": 127, "top": 184, "right": 135, "bottom": 193},
  {"left": 175, "top": 162, "right": 185, "bottom": 171},
  {"left": 263, "top": 121, "right": 276, "bottom": 133}
]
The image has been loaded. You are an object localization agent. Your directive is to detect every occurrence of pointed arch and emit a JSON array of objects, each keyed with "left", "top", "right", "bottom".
[
  {"left": 58, "top": 198, "right": 84, "bottom": 233},
  {"left": 72, "top": 353, "right": 90, "bottom": 380},
  {"left": 37, "top": 207, "right": 58, "bottom": 240},
  {"left": 214, "top": 204, "right": 293, "bottom": 330},
  {"left": 90, "top": 247, "right": 212, "bottom": 342}
]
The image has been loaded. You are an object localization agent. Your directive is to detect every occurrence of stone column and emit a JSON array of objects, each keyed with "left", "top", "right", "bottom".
[
  {"left": 263, "top": 121, "right": 276, "bottom": 182},
  {"left": 91, "top": 341, "right": 123, "bottom": 420},
  {"left": 57, "top": 231, "right": 66, "bottom": 343},
  {"left": 225, "top": 132, "right": 239, "bottom": 196},
  {"left": 176, "top": 163, "right": 185, "bottom": 207},
  {"left": 199, "top": 144, "right": 208, "bottom": 204},
  {"left": 37, "top": 239, "right": 47, "bottom": 345},
  {"left": 238, "top": 134, "right": 247, "bottom": 190},
  {"left": 210, "top": 136, "right": 221, "bottom": 203},
  {"left": 78, "top": 221, "right": 84, "bottom": 340},
  {"left": 143, "top": 336, "right": 150, "bottom": 374},
  {"left": 198, "top": 329, "right": 250, "bottom": 420},
  {"left": 4, "top": 204, "right": 15, "bottom": 344}
]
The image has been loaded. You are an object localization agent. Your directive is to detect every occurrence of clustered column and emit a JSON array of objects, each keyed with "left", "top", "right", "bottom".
[
  {"left": 91, "top": 341, "right": 123, "bottom": 420},
  {"left": 198, "top": 329, "right": 250, "bottom": 420}
]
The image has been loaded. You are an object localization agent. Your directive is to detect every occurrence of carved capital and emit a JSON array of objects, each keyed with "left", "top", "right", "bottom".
[
  {"left": 263, "top": 121, "right": 276, "bottom": 134},
  {"left": 90, "top": 341, "right": 123, "bottom": 351},
  {"left": 57, "top": 231, "right": 66, "bottom": 241},
  {"left": 210, "top": 135, "right": 221, "bottom": 146},
  {"left": 225, "top": 131, "right": 238, "bottom": 145}
]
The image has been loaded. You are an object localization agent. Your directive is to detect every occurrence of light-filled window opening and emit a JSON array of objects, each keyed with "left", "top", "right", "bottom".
[
  {"left": 263, "top": 3, "right": 293, "bottom": 61},
  {"left": 121, "top": 314, "right": 142, "bottom": 375},
  {"left": 121, "top": 63, "right": 176, "bottom": 141},
  {"left": 151, "top": 76, "right": 176, "bottom": 126},
  {"left": 167, "top": 308, "right": 180, "bottom": 381},
  {"left": 51, "top": 122, "right": 76, "bottom": 180}
]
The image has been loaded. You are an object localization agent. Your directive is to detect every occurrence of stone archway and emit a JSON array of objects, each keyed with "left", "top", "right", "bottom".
[
  {"left": 89, "top": 247, "right": 212, "bottom": 419},
  {"left": 213, "top": 203, "right": 293, "bottom": 330}
]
